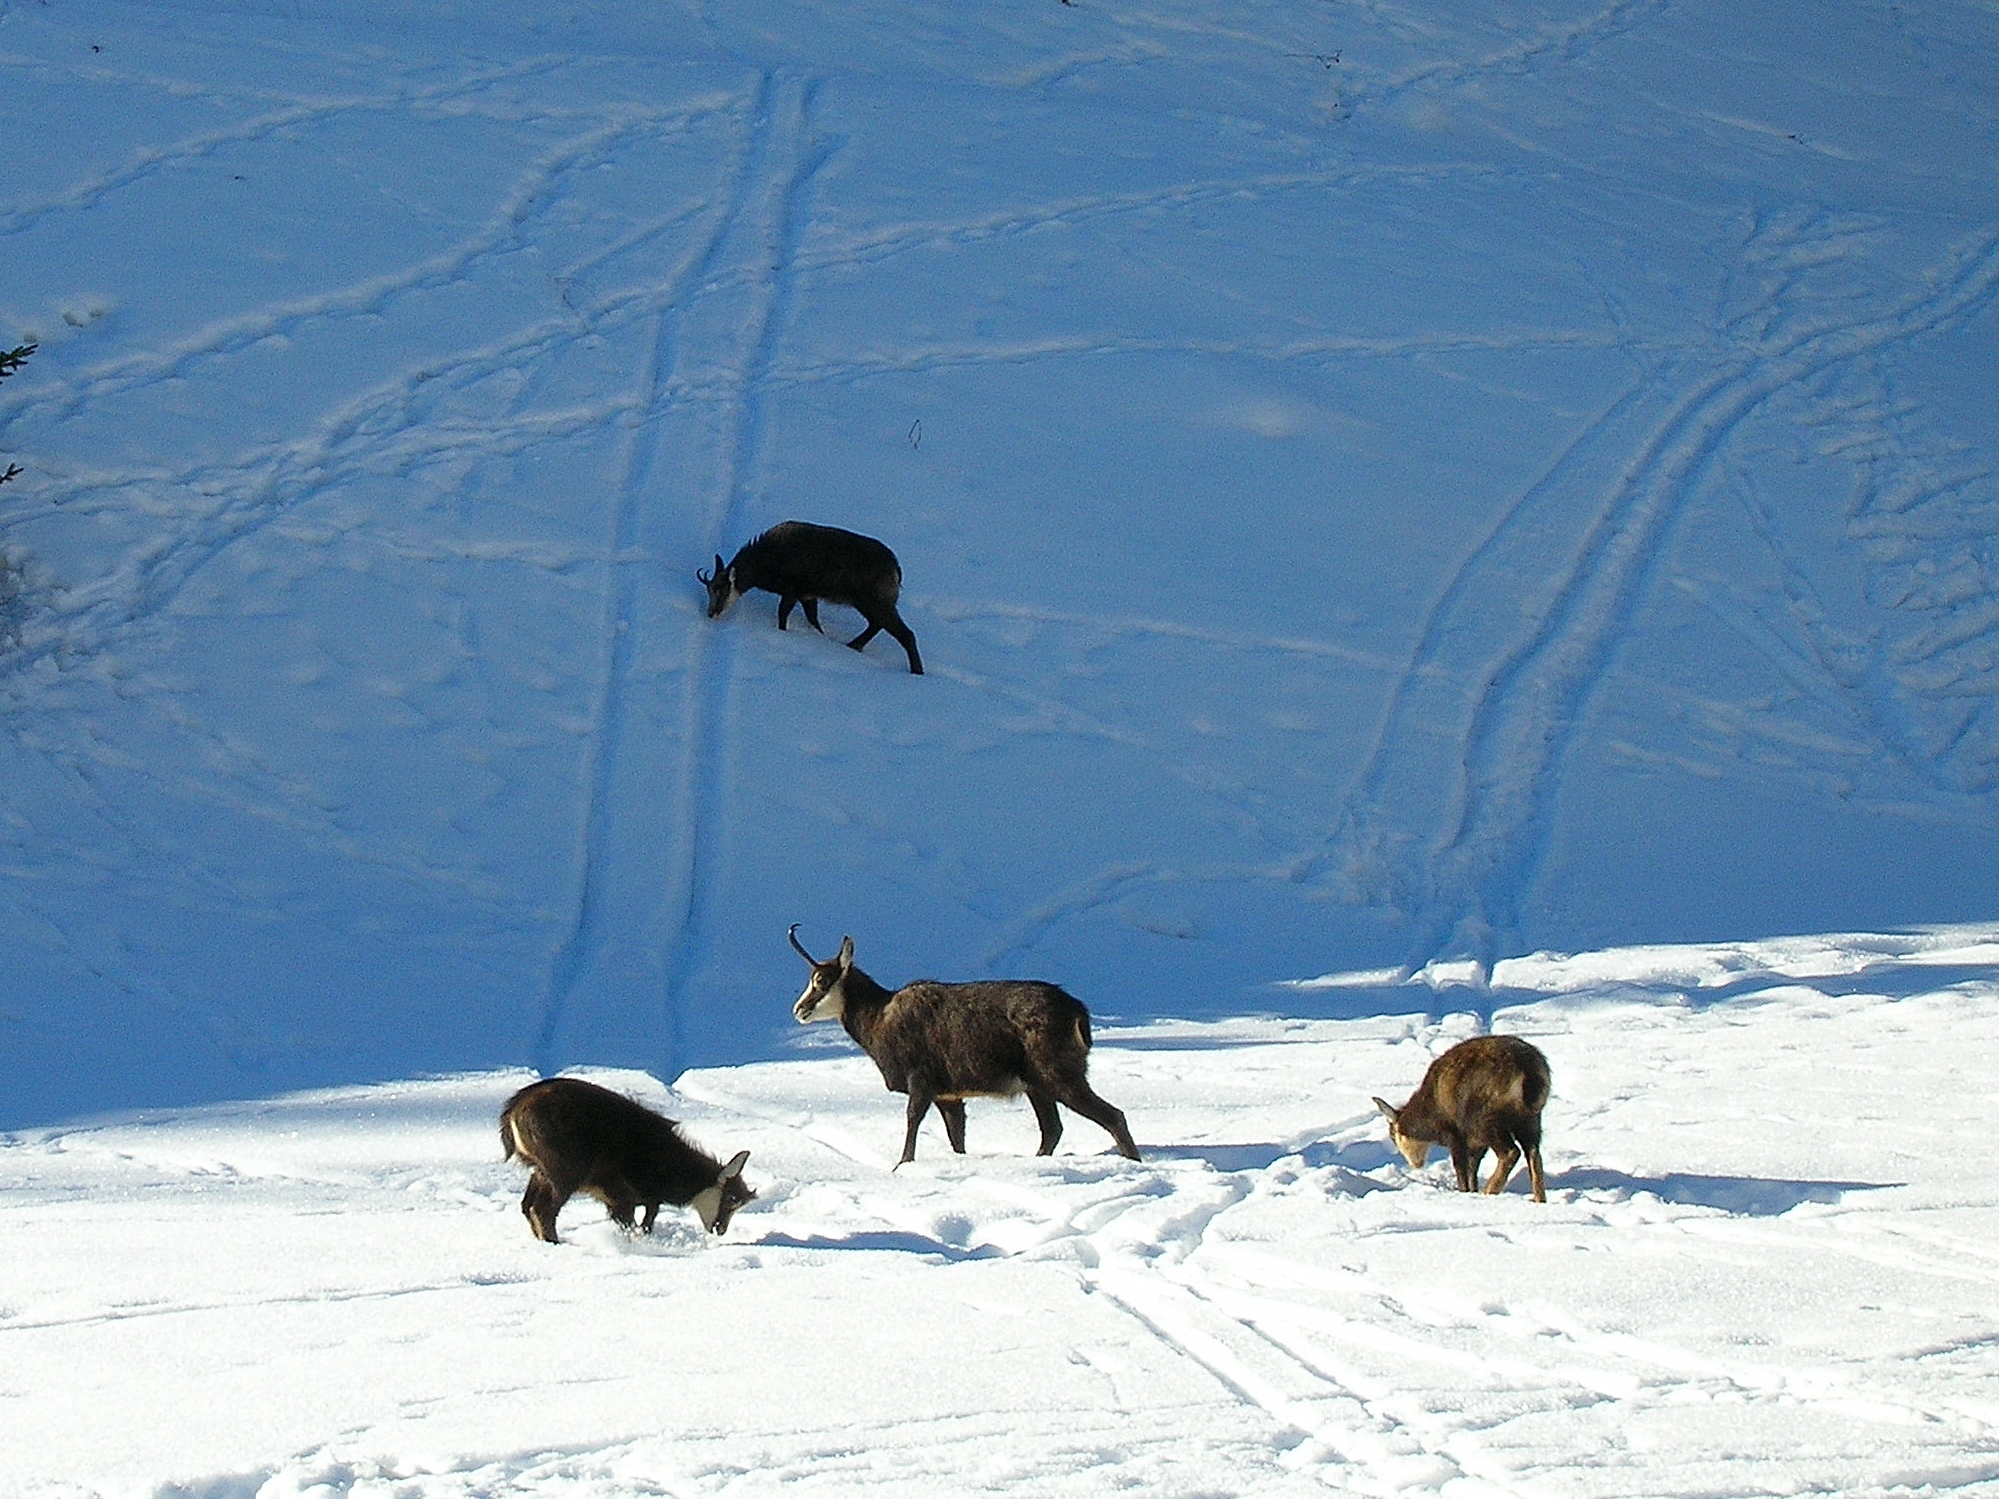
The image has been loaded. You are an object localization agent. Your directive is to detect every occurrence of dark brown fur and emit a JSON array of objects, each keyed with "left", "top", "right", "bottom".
[
  {"left": 500, "top": 1077, "right": 753, "bottom": 1244},
  {"left": 789, "top": 928, "right": 1140, "bottom": 1165},
  {"left": 700, "top": 520, "right": 922, "bottom": 674},
  {"left": 1373, "top": 1034, "right": 1550, "bottom": 1201}
]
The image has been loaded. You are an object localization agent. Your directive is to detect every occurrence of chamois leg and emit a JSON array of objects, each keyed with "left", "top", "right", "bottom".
[
  {"left": 847, "top": 620, "right": 882, "bottom": 652},
  {"left": 638, "top": 1202, "right": 660, "bottom": 1233},
  {"left": 1484, "top": 1142, "right": 1522, "bottom": 1196},
  {"left": 899, "top": 1082, "right": 937, "bottom": 1166},
  {"left": 1026, "top": 1091, "right": 1063, "bottom": 1155},
  {"left": 1055, "top": 1084, "right": 1140, "bottom": 1161},
  {"left": 777, "top": 595, "right": 800, "bottom": 630},
  {"left": 801, "top": 598, "right": 824, "bottom": 633},
  {"left": 1526, "top": 1144, "right": 1547, "bottom": 1203},
  {"left": 883, "top": 612, "right": 924, "bottom": 674},
  {"left": 1447, "top": 1136, "right": 1481, "bottom": 1192},
  {"left": 937, "top": 1098, "right": 968, "bottom": 1154},
  {"left": 521, "top": 1173, "right": 569, "bottom": 1244},
  {"left": 594, "top": 1175, "right": 642, "bottom": 1232}
]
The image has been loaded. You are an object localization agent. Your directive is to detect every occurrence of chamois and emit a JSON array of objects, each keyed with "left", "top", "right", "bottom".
[
  {"left": 500, "top": 1077, "right": 754, "bottom": 1244},
  {"left": 699, "top": 520, "right": 923, "bottom": 674},
  {"left": 788, "top": 926, "right": 1140, "bottom": 1165},
  {"left": 1373, "top": 1034, "right": 1550, "bottom": 1201}
]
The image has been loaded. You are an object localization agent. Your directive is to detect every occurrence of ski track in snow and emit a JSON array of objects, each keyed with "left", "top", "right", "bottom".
[
  {"left": 15, "top": 951, "right": 1991, "bottom": 1499},
  {"left": 5, "top": 5, "right": 1986, "bottom": 971},
  {"left": 678, "top": 1065, "right": 1490, "bottom": 1497},
  {"left": 534, "top": 74, "right": 784, "bottom": 1072},
  {"left": 1, "top": 58, "right": 846, "bottom": 1003},
  {"left": 657, "top": 73, "right": 834, "bottom": 1076},
  {"left": 13, "top": 16, "right": 1986, "bottom": 990},
  {"left": 0, "top": 101, "right": 726, "bottom": 710},
  {"left": 1339, "top": 219, "right": 1999, "bottom": 973}
]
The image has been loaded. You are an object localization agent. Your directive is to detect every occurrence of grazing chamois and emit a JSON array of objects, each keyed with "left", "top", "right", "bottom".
[
  {"left": 500, "top": 1077, "right": 754, "bottom": 1244},
  {"left": 1373, "top": 1034, "right": 1550, "bottom": 1201},
  {"left": 699, "top": 520, "right": 923, "bottom": 674},
  {"left": 788, "top": 926, "right": 1140, "bottom": 1165}
]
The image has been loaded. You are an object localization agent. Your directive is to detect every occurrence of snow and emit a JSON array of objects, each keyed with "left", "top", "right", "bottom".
[
  {"left": 0, "top": 0, "right": 1996, "bottom": 1491},
  {"left": 7, "top": 934, "right": 1999, "bottom": 1495}
]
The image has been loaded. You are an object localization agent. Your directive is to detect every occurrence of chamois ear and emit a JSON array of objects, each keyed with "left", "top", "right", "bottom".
[
  {"left": 722, "top": 1149, "right": 750, "bottom": 1180},
  {"left": 837, "top": 935, "right": 855, "bottom": 970},
  {"left": 714, "top": 553, "right": 726, "bottom": 575},
  {"left": 1372, "top": 1097, "right": 1398, "bottom": 1123}
]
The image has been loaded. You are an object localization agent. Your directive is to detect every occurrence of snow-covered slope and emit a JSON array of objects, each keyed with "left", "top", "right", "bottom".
[
  {"left": 1, "top": 0, "right": 1995, "bottom": 1119},
  {"left": 5, "top": 932, "right": 1998, "bottom": 1496}
]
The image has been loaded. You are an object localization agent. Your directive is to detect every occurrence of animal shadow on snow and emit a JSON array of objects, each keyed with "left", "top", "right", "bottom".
[
  {"left": 755, "top": 1227, "right": 1003, "bottom": 1262},
  {"left": 1147, "top": 1137, "right": 1400, "bottom": 1180},
  {"left": 1553, "top": 1168, "right": 1897, "bottom": 1215},
  {"left": 1151, "top": 1135, "right": 1399, "bottom": 1199},
  {"left": 551, "top": 1217, "right": 717, "bottom": 1255}
]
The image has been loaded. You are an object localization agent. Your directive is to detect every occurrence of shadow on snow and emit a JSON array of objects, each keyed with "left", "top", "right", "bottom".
[{"left": 1552, "top": 1168, "right": 1898, "bottom": 1215}]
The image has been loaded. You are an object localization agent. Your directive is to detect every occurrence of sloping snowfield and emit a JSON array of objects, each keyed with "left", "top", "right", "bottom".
[
  {"left": 1, "top": 0, "right": 1996, "bottom": 1123},
  {"left": 6, "top": 929, "right": 1999, "bottom": 1497}
]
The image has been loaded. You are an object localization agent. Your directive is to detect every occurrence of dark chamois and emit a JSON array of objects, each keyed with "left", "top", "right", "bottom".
[
  {"left": 500, "top": 1077, "right": 754, "bottom": 1244},
  {"left": 1373, "top": 1034, "right": 1550, "bottom": 1202},
  {"left": 788, "top": 926, "right": 1140, "bottom": 1165},
  {"left": 699, "top": 520, "right": 923, "bottom": 674}
]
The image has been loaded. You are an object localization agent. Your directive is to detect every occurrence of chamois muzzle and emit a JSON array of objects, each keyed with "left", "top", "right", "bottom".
[
  {"left": 690, "top": 1149, "right": 754, "bottom": 1234},
  {"left": 698, "top": 555, "right": 733, "bottom": 618}
]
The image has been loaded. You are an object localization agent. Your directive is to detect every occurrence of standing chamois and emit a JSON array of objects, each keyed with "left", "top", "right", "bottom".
[
  {"left": 1373, "top": 1034, "right": 1550, "bottom": 1201},
  {"left": 699, "top": 520, "right": 923, "bottom": 674},
  {"left": 788, "top": 926, "right": 1140, "bottom": 1165},
  {"left": 501, "top": 1077, "right": 754, "bottom": 1244}
]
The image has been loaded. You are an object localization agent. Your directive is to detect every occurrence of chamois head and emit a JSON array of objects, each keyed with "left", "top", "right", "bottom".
[
  {"left": 790, "top": 924, "right": 855, "bottom": 1022},
  {"left": 1371, "top": 1098, "right": 1431, "bottom": 1171},
  {"left": 697, "top": 554, "right": 737, "bottom": 618},
  {"left": 691, "top": 1149, "right": 756, "bottom": 1234}
]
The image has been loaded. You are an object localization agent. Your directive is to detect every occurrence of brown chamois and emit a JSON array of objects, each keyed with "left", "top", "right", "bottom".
[
  {"left": 788, "top": 926, "right": 1140, "bottom": 1165},
  {"left": 500, "top": 1077, "right": 753, "bottom": 1244},
  {"left": 1373, "top": 1034, "right": 1550, "bottom": 1201},
  {"left": 699, "top": 520, "right": 923, "bottom": 674}
]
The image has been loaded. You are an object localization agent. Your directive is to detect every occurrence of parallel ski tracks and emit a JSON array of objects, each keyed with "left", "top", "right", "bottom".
[
  {"left": 1079, "top": 1181, "right": 1999, "bottom": 1494},
  {"left": 1339, "top": 228, "right": 1999, "bottom": 974},
  {"left": 537, "top": 72, "right": 833, "bottom": 1076},
  {"left": 656, "top": 73, "right": 832, "bottom": 1077}
]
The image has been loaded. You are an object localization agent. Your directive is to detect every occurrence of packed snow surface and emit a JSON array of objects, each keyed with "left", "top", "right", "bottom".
[
  {"left": 0, "top": 0, "right": 1995, "bottom": 1121},
  {"left": 5, "top": 930, "right": 1999, "bottom": 1496}
]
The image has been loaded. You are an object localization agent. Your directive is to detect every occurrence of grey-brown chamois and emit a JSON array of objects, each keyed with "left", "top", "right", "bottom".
[
  {"left": 788, "top": 926, "right": 1140, "bottom": 1165},
  {"left": 500, "top": 1076, "right": 753, "bottom": 1244},
  {"left": 699, "top": 520, "right": 923, "bottom": 674},
  {"left": 1373, "top": 1034, "right": 1550, "bottom": 1201}
]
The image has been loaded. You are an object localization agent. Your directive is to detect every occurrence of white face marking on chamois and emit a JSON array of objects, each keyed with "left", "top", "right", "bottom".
[
  {"left": 793, "top": 973, "right": 845, "bottom": 1022},
  {"left": 692, "top": 1151, "right": 752, "bottom": 1233},
  {"left": 1390, "top": 1128, "right": 1431, "bottom": 1170},
  {"left": 691, "top": 1182, "right": 725, "bottom": 1230},
  {"left": 1374, "top": 1098, "right": 1431, "bottom": 1170}
]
